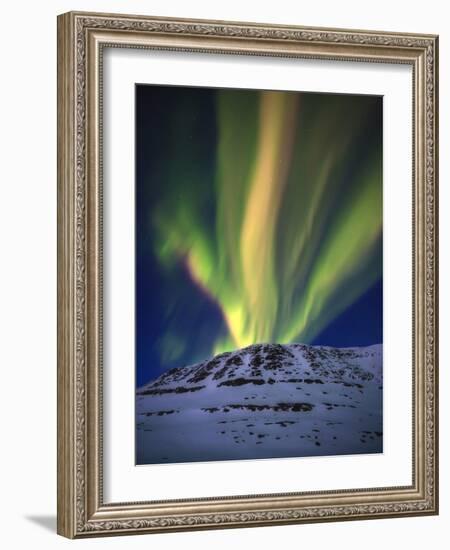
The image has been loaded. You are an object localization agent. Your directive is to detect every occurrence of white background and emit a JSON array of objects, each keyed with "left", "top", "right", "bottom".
[
  {"left": 104, "top": 49, "right": 412, "bottom": 502},
  {"left": 0, "top": 0, "right": 447, "bottom": 548}
]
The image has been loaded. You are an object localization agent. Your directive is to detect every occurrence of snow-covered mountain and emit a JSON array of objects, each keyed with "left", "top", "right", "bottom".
[{"left": 136, "top": 343, "right": 382, "bottom": 464}]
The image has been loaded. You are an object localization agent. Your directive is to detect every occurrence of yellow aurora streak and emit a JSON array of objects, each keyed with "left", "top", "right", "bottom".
[
  {"left": 152, "top": 89, "right": 382, "bottom": 357},
  {"left": 238, "top": 92, "right": 299, "bottom": 347}
]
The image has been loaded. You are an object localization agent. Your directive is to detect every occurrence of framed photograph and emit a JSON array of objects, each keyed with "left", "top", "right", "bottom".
[{"left": 57, "top": 11, "right": 439, "bottom": 538}]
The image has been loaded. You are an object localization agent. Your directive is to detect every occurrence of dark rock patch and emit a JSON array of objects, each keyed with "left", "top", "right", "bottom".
[
  {"left": 144, "top": 409, "right": 178, "bottom": 416},
  {"left": 139, "top": 385, "right": 205, "bottom": 396},
  {"left": 218, "top": 377, "right": 265, "bottom": 387}
]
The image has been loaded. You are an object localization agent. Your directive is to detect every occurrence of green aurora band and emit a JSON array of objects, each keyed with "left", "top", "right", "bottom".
[{"left": 150, "top": 88, "right": 382, "bottom": 362}]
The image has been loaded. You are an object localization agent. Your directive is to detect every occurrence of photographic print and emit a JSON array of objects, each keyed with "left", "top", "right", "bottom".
[{"left": 135, "top": 84, "right": 383, "bottom": 465}]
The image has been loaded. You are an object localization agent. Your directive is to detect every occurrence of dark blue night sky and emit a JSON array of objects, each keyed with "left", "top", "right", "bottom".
[{"left": 135, "top": 84, "right": 383, "bottom": 387}]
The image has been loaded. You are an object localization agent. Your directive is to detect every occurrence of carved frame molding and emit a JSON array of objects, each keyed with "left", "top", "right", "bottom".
[{"left": 57, "top": 11, "right": 438, "bottom": 538}]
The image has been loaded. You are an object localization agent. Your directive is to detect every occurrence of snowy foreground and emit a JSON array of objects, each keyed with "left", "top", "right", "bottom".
[{"left": 136, "top": 343, "right": 382, "bottom": 464}]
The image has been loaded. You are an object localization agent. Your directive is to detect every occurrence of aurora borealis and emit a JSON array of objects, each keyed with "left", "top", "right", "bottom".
[{"left": 136, "top": 85, "right": 382, "bottom": 386}]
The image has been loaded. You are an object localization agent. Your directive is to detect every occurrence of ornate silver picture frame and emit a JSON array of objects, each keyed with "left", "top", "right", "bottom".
[{"left": 57, "top": 11, "right": 438, "bottom": 538}]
